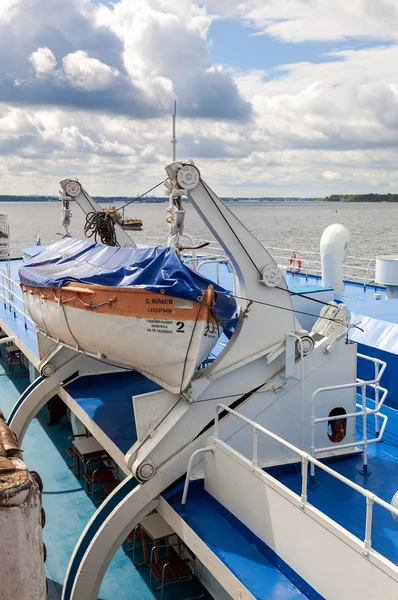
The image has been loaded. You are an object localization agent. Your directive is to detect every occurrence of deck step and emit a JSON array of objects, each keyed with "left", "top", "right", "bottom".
[{"left": 166, "top": 485, "right": 308, "bottom": 600}]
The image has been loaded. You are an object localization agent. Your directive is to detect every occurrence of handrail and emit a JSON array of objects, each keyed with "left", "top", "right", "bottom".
[
  {"left": 213, "top": 403, "right": 398, "bottom": 555},
  {"left": 181, "top": 446, "right": 214, "bottom": 507},
  {"left": 143, "top": 236, "right": 378, "bottom": 287},
  {"left": 0, "top": 272, "right": 35, "bottom": 329},
  {"left": 310, "top": 354, "right": 387, "bottom": 476},
  {"left": 0, "top": 291, "right": 35, "bottom": 328},
  {"left": 196, "top": 258, "right": 232, "bottom": 285},
  {"left": 0, "top": 279, "right": 24, "bottom": 303},
  {"left": 363, "top": 258, "right": 376, "bottom": 289}
]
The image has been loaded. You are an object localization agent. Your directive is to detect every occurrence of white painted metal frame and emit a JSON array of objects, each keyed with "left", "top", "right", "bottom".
[
  {"left": 212, "top": 403, "right": 398, "bottom": 556},
  {"left": 310, "top": 354, "right": 388, "bottom": 476},
  {"left": 150, "top": 234, "right": 378, "bottom": 289},
  {"left": 0, "top": 272, "right": 35, "bottom": 329},
  {"left": 181, "top": 446, "right": 214, "bottom": 506}
]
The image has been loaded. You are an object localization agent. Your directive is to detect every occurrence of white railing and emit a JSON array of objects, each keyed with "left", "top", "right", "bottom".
[
  {"left": 0, "top": 272, "right": 35, "bottom": 330},
  {"left": 264, "top": 246, "right": 377, "bottom": 288},
  {"left": 209, "top": 403, "right": 398, "bottom": 556},
  {"left": 143, "top": 235, "right": 378, "bottom": 290},
  {"left": 310, "top": 354, "right": 387, "bottom": 478}
]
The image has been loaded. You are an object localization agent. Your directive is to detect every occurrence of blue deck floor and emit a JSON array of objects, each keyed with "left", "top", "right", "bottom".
[
  {"left": 66, "top": 372, "right": 160, "bottom": 454},
  {"left": 0, "top": 360, "right": 211, "bottom": 600},
  {"left": 269, "top": 400, "right": 398, "bottom": 566},
  {"left": 166, "top": 483, "right": 308, "bottom": 600},
  {"left": 164, "top": 403, "right": 398, "bottom": 600}
]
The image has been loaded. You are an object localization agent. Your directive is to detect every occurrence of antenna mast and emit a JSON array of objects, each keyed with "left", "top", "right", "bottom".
[{"left": 171, "top": 100, "right": 177, "bottom": 161}]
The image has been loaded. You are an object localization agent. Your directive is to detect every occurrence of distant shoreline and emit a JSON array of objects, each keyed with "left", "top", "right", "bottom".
[
  {"left": 1, "top": 193, "right": 396, "bottom": 203},
  {"left": 316, "top": 193, "right": 398, "bottom": 202},
  {"left": 3, "top": 194, "right": 397, "bottom": 203}
]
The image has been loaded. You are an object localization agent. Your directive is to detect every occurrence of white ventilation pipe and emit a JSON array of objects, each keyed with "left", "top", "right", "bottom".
[
  {"left": 320, "top": 224, "right": 351, "bottom": 295},
  {"left": 375, "top": 256, "right": 398, "bottom": 299}
]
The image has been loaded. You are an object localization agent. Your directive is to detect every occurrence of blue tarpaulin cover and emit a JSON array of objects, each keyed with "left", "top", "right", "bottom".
[{"left": 19, "top": 237, "right": 236, "bottom": 321}]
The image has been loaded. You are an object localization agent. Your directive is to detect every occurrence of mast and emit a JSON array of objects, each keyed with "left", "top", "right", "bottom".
[{"left": 171, "top": 100, "right": 177, "bottom": 161}]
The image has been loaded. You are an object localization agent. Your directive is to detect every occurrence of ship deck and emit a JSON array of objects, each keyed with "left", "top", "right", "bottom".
[
  {"left": 163, "top": 401, "right": 398, "bottom": 597},
  {"left": 0, "top": 360, "right": 211, "bottom": 600},
  {"left": 0, "top": 257, "right": 39, "bottom": 361},
  {"left": 271, "top": 397, "right": 398, "bottom": 566},
  {"left": 1, "top": 253, "right": 398, "bottom": 598}
]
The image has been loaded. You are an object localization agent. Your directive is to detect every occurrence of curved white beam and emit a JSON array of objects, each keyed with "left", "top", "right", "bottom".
[
  {"left": 166, "top": 162, "right": 295, "bottom": 377},
  {"left": 63, "top": 436, "right": 205, "bottom": 600},
  {"left": 8, "top": 354, "right": 82, "bottom": 442},
  {"left": 59, "top": 179, "right": 136, "bottom": 248}
]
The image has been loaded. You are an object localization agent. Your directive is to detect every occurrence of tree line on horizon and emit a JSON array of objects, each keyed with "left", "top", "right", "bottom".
[{"left": 317, "top": 193, "right": 398, "bottom": 202}]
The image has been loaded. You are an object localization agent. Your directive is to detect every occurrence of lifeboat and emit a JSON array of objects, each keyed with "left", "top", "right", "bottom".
[{"left": 19, "top": 237, "right": 236, "bottom": 393}]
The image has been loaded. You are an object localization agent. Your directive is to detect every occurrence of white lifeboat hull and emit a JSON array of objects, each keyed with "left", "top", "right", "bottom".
[{"left": 22, "top": 283, "right": 221, "bottom": 393}]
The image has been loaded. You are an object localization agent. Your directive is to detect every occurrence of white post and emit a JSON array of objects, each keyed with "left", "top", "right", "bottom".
[
  {"left": 310, "top": 396, "right": 316, "bottom": 483},
  {"left": 364, "top": 496, "right": 374, "bottom": 551},
  {"left": 301, "top": 456, "right": 308, "bottom": 505},
  {"left": 362, "top": 384, "right": 368, "bottom": 473},
  {"left": 374, "top": 362, "right": 380, "bottom": 435},
  {"left": 252, "top": 426, "right": 258, "bottom": 468},
  {"left": 171, "top": 100, "right": 177, "bottom": 161},
  {"left": 181, "top": 446, "right": 214, "bottom": 506}
]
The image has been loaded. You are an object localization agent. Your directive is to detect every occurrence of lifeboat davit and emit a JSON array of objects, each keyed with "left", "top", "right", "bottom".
[{"left": 19, "top": 238, "right": 236, "bottom": 393}]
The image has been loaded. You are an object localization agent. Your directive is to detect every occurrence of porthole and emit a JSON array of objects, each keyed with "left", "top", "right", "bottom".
[{"left": 327, "top": 407, "right": 347, "bottom": 443}]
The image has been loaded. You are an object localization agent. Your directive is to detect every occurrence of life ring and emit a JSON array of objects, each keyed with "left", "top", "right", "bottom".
[
  {"left": 328, "top": 418, "right": 347, "bottom": 443},
  {"left": 289, "top": 252, "right": 302, "bottom": 274}
]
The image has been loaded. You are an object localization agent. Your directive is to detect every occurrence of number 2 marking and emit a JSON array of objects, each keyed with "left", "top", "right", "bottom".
[{"left": 176, "top": 321, "right": 185, "bottom": 333}]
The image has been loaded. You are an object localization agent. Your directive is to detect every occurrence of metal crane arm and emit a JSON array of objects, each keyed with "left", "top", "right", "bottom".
[{"left": 59, "top": 179, "right": 136, "bottom": 248}]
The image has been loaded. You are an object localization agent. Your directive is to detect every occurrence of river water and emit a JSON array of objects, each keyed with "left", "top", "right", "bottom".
[{"left": 2, "top": 201, "right": 397, "bottom": 259}]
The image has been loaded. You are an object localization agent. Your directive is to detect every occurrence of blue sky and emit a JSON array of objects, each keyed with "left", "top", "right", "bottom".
[
  {"left": 208, "top": 18, "right": 387, "bottom": 72},
  {"left": 1, "top": 0, "right": 398, "bottom": 196}
]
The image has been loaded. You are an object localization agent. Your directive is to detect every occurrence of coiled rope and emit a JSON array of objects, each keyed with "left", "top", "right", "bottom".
[{"left": 84, "top": 211, "right": 119, "bottom": 246}]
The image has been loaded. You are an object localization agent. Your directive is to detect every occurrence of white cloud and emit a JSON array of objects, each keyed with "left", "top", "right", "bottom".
[
  {"left": 0, "top": 0, "right": 21, "bottom": 24},
  {"left": 95, "top": 0, "right": 250, "bottom": 119},
  {"left": 2, "top": 0, "right": 398, "bottom": 197},
  {"left": 323, "top": 171, "right": 342, "bottom": 181},
  {"left": 214, "top": 0, "right": 398, "bottom": 42},
  {"left": 62, "top": 51, "right": 119, "bottom": 91},
  {"left": 29, "top": 47, "right": 57, "bottom": 75}
]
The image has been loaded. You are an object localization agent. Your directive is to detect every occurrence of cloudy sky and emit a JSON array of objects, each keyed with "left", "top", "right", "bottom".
[{"left": 1, "top": 0, "right": 398, "bottom": 196}]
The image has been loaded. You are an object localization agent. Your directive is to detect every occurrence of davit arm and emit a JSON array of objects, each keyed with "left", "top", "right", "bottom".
[
  {"left": 59, "top": 179, "right": 136, "bottom": 248},
  {"left": 165, "top": 161, "right": 296, "bottom": 377},
  {"left": 128, "top": 161, "right": 302, "bottom": 481}
]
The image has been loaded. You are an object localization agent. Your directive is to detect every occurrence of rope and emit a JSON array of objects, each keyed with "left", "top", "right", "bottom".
[
  {"left": 84, "top": 211, "right": 119, "bottom": 246},
  {"left": 57, "top": 286, "right": 136, "bottom": 371},
  {"left": 200, "top": 179, "right": 262, "bottom": 277},
  {"left": 117, "top": 181, "right": 165, "bottom": 212},
  {"left": 199, "top": 177, "right": 348, "bottom": 317},
  {"left": 216, "top": 290, "right": 363, "bottom": 331}
]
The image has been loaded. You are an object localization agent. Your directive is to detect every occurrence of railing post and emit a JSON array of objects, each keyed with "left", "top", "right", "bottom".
[
  {"left": 301, "top": 457, "right": 308, "bottom": 505},
  {"left": 374, "top": 362, "right": 380, "bottom": 435},
  {"left": 214, "top": 406, "right": 220, "bottom": 439},
  {"left": 216, "top": 261, "right": 220, "bottom": 285},
  {"left": 362, "top": 384, "right": 368, "bottom": 474},
  {"left": 12, "top": 278, "right": 16, "bottom": 318},
  {"left": 181, "top": 446, "right": 214, "bottom": 508},
  {"left": 310, "top": 394, "right": 316, "bottom": 485},
  {"left": 1, "top": 274, "right": 6, "bottom": 309},
  {"left": 364, "top": 497, "right": 374, "bottom": 552},
  {"left": 23, "top": 301, "right": 27, "bottom": 330},
  {"left": 252, "top": 426, "right": 258, "bottom": 468},
  {"left": 192, "top": 248, "right": 198, "bottom": 271}
]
